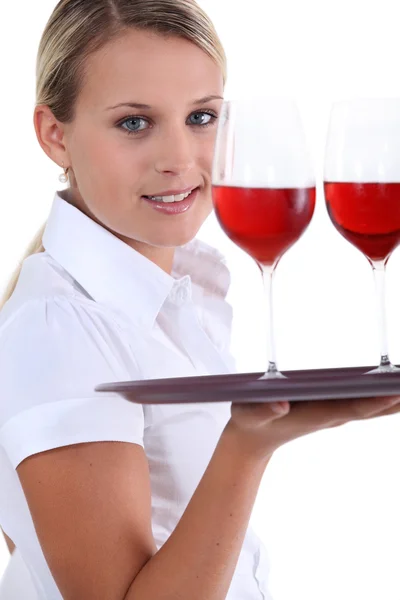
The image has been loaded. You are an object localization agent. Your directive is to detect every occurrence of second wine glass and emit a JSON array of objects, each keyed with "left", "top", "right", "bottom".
[
  {"left": 324, "top": 98, "right": 400, "bottom": 374},
  {"left": 212, "top": 98, "right": 316, "bottom": 379}
]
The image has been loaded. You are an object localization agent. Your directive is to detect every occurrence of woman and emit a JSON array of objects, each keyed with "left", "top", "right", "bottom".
[{"left": 0, "top": 1, "right": 399, "bottom": 599}]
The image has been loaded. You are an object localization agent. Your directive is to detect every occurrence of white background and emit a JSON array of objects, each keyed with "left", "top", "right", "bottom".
[{"left": 1, "top": 1, "right": 400, "bottom": 599}]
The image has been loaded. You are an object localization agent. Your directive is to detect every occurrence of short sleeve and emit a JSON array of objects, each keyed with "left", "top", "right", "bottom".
[{"left": 0, "top": 296, "right": 145, "bottom": 469}]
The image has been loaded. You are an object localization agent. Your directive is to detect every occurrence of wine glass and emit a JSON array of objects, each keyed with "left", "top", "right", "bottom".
[
  {"left": 324, "top": 98, "right": 400, "bottom": 374},
  {"left": 212, "top": 98, "right": 316, "bottom": 379}
]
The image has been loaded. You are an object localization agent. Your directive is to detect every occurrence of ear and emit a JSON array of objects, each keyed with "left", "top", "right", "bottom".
[{"left": 33, "top": 104, "right": 71, "bottom": 169}]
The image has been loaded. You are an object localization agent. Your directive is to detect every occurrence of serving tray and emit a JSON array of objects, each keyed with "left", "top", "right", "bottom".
[{"left": 95, "top": 365, "right": 400, "bottom": 404}]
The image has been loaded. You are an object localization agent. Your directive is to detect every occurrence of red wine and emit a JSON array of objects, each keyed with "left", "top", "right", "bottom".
[
  {"left": 213, "top": 186, "right": 316, "bottom": 266},
  {"left": 324, "top": 182, "right": 400, "bottom": 262}
]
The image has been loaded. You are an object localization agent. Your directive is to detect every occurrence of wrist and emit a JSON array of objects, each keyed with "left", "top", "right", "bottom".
[{"left": 221, "top": 420, "right": 275, "bottom": 470}]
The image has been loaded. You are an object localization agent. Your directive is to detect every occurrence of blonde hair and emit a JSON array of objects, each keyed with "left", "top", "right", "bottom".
[{"left": 0, "top": 0, "right": 227, "bottom": 309}]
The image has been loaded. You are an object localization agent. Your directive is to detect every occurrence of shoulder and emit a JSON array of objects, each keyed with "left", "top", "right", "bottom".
[
  {"left": 0, "top": 291, "right": 141, "bottom": 417},
  {"left": 1, "top": 289, "right": 113, "bottom": 347},
  {"left": 0, "top": 289, "right": 138, "bottom": 377},
  {"left": 1, "top": 250, "right": 126, "bottom": 340},
  {"left": 9, "top": 251, "right": 80, "bottom": 303},
  {"left": 0, "top": 292, "right": 144, "bottom": 470}
]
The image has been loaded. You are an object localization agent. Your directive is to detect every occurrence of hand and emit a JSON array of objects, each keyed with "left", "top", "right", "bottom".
[{"left": 227, "top": 395, "right": 400, "bottom": 460}]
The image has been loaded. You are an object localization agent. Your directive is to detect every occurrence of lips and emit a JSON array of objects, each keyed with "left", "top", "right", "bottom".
[
  {"left": 142, "top": 187, "right": 199, "bottom": 215},
  {"left": 142, "top": 186, "right": 201, "bottom": 205},
  {"left": 143, "top": 186, "right": 198, "bottom": 197}
]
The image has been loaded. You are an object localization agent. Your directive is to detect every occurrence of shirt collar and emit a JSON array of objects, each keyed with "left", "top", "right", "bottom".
[{"left": 42, "top": 192, "right": 231, "bottom": 330}]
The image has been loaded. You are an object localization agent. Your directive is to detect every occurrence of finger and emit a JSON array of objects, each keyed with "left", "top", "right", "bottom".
[
  {"left": 320, "top": 396, "right": 400, "bottom": 428},
  {"left": 282, "top": 395, "right": 400, "bottom": 431},
  {"left": 352, "top": 395, "right": 400, "bottom": 416},
  {"left": 231, "top": 400, "right": 290, "bottom": 426},
  {"left": 356, "top": 396, "right": 400, "bottom": 420},
  {"left": 323, "top": 395, "right": 400, "bottom": 421},
  {"left": 276, "top": 400, "right": 343, "bottom": 430}
]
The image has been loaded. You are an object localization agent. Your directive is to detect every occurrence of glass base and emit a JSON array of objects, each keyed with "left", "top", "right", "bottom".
[
  {"left": 258, "top": 362, "right": 287, "bottom": 380},
  {"left": 366, "top": 360, "right": 400, "bottom": 375}
]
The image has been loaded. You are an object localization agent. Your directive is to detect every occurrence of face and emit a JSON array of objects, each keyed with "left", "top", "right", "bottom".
[{"left": 36, "top": 29, "right": 224, "bottom": 271}]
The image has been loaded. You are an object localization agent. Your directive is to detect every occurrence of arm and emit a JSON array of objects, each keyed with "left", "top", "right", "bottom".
[
  {"left": 17, "top": 425, "right": 271, "bottom": 600},
  {"left": 125, "top": 422, "right": 271, "bottom": 600}
]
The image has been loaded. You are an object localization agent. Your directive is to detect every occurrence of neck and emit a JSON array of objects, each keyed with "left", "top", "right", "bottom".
[
  {"left": 120, "top": 237, "right": 176, "bottom": 274},
  {"left": 62, "top": 187, "right": 175, "bottom": 275}
]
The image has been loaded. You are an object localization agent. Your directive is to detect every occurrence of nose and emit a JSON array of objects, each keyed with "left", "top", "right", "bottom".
[{"left": 154, "top": 125, "right": 196, "bottom": 177}]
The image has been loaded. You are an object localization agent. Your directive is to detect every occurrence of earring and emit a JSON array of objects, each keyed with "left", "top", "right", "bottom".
[{"left": 59, "top": 162, "right": 69, "bottom": 184}]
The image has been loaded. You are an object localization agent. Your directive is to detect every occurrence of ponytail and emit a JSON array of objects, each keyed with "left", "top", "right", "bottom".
[{"left": 0, "top": 223, "right": 46, "bottom": 310}]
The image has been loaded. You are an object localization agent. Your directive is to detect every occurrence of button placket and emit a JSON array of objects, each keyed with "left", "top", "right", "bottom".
[
  {"left": 170, "top": 276, "right": 192, "bottom": 307},
  {"left": 176, "top": 286, "right": 189, "bottom": 304}
]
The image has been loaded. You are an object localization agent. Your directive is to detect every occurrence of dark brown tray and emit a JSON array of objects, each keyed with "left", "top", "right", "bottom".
[{"left": 95, "top": 365, "right": 400, "bottom": 404}]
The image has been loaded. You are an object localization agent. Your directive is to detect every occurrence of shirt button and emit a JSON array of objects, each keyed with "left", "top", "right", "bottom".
[{"left": 176, "top": 286, "right": 189, "bottom": 303}]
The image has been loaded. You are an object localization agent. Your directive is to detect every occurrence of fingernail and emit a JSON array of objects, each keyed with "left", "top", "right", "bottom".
[{"left": 271, "top": 401, "right": 289, "bottom": 414}]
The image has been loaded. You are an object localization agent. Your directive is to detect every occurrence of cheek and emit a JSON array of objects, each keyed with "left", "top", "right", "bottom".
[
  {"left": 199, "top": 184, "right": 214, "bottom": 218},
  {"left": 102, "top": 139, "right": 155, "bottom": 191},
  {"left": 197, "top": 135, "right": 217, "bottom": 177},
  {"left": 72, "top": 131, "right": 147, "bottom": 189},
  {"left": 69, "top": 131, "right": 113, "bottom": 183}
]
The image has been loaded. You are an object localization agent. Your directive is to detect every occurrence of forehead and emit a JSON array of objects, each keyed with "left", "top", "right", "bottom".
[{"left": 77, "top": 29, "right": 224, "bottom": 112}]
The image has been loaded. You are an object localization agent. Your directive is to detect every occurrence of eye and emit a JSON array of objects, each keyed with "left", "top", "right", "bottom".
[
  {"left": 118, "top": 116, "right": 150, "bottom": 135},
  {"left": 188, "top": 111, "right": 218, "bottom": 127}
]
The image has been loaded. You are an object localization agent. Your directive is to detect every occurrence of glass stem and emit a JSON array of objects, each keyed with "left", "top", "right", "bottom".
[
  {"left": 261, "top": 264, "right": 278, "bottom": 374},
  {"left": 372, "top": 260, "right": 391, "bottom": 368}
]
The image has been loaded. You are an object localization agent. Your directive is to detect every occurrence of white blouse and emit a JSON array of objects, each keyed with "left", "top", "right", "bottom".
[{"left": 0, "top": 191, "right": 273, "bottom": 599}]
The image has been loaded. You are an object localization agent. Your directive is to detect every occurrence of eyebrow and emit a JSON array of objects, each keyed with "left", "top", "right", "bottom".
[{"left": 106, "top": 94, "right": 224, "bottom": 111}]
